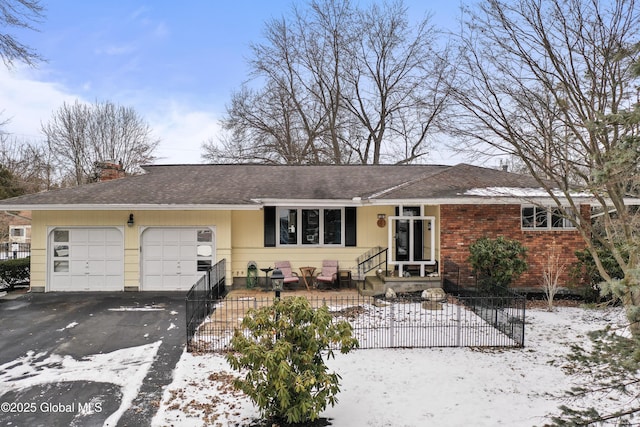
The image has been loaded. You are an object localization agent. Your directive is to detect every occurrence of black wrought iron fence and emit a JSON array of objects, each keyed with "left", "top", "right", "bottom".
[
  {"left": 187, "top": 293, "right": 525, "bottom": 353},
  {"left": 0, "top": 242, "right": 30, "bottom": 260},
  {"left": 443, "top": 268, "right": 526, "bottom": 347},
  {"left": 186, "top": 259, "right": 226, "bottom": 352}
]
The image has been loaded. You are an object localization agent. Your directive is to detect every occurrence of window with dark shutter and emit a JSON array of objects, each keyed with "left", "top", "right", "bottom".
[
  {"left": 264, "top": 206, "right": 276, "bottom": 247},
  {"left": 345, "top": 207, "right": 356, "bottom": 247}
]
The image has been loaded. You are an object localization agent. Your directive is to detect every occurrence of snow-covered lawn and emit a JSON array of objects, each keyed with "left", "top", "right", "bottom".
[
  {"left": 190, "top": 296, "right": 523, "bottom": 352},
  {"left": 153, "top": 306, "right": 631, "bottom": 427}
]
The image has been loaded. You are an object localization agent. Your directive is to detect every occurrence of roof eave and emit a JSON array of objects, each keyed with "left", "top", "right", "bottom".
[
  {"left": 368, "top": 196, "right": 598, "bottom": 205},
  {"left": 0, "top": 203, "right": 262, "bottom": 211},
  {"left": 252, "top": 198, "right": 363, "bottom": 207}
]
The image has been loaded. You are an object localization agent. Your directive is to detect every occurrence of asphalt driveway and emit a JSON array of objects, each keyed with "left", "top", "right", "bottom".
[{"left": 0, "top": 291, "right": 187, "bottom": 427}]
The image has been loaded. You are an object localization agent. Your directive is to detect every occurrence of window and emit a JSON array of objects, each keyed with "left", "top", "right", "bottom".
[
  {"left": 324, "top": 209, "right": 342, "bottom": 244},
  {"left": 196, "top": 228, "right": 214, "bottom": 271},
  {"left": 277, "top": 207, "right": 343, "bottom": 246},
  {"left": 53, "top": 229, "right": 70, "bottom": 272},
  {"left": 10, "top": 228, "right": 24, "bottom": 237},
  {"left": 522, "top": 206, "right": 576, "bottom": 230},
  {"left": 279, "top": 209, "right": 298, "bottom": 244}
]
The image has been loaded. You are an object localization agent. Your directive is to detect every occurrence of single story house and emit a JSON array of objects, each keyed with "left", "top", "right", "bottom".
[{"left": 0, "top": 163, "right": 592, "bottom": 292}]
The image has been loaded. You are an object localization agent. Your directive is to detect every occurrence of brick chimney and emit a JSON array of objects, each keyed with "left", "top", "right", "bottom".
[{"left": 96, "top": 160, "right": 126, "bottom": 181}]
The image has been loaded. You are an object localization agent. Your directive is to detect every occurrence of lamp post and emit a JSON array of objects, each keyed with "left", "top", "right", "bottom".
[
  {"left": 271, "top": 268, "right": 284, "bottom": 341},
  {"left": 271, "top": 268, "right": 284, "bottom": 299}
]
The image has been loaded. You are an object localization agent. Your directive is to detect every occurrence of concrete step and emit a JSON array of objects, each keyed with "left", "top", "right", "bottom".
[{"left": 358, "top": 274, "right": 442, "bottom": 297}]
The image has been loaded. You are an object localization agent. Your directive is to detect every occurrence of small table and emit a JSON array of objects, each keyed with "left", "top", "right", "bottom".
[
  {"left": 299, "top": 266, "right": 316, "bottom": 290},
  {"left": 338, "top": 269, "right": 352, "bottom": 288},
  {"left": 260, "top": 267, "right": 273, "bottom": 289}
]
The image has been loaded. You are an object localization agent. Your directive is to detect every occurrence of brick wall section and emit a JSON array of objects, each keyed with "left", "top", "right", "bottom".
[{"left": 440, "top": 204, "right": 588, "bottom": 290}]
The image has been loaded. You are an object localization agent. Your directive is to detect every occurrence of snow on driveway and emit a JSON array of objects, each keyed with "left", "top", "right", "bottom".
[{"left": 0, "top": 341, "right": 161, "bottom": 426}]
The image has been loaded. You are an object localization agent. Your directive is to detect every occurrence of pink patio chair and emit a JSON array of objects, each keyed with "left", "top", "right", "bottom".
[
  {"left": 316, "top": 260, "right": 338, "bottom": 288},
  {"left": 274, "top": 261, "right": 300, "bottom": 287}
]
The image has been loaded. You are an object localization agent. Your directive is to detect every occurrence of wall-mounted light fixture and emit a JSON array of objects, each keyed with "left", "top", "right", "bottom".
[
  {"left": 127, "top": 213, "right": 135, "bottom": 227},
  {"left": 377, "top": 213, "right": 386, "bottom": 228}
]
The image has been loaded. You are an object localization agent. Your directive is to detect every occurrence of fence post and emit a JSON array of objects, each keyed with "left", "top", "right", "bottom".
[
  {"left": 389, "top": 302, "right": 395, "bottom": 348},
  {"left": 456, "top": 304, "right": 461, "bottom": 347}
]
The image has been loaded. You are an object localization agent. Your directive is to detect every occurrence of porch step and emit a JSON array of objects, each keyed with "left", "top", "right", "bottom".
[
  {"left": 359, "top": 274, "right": 442, "bottom": 297},
  {"left": 359, "top": 275, "right": 385, "bottom": 297}
]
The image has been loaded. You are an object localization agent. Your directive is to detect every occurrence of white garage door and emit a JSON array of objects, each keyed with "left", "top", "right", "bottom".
[
  {"left": 50, "top": 228, "right": 124, "bottom": 292},
  {"left": 141, "top": 227, "right": 215, "bottom": 291}
]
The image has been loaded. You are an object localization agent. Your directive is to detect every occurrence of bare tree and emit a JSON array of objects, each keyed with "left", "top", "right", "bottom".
[
  {"left": 203, "top": 0, "right": 450, "bottom": 165},
  {"left": 42, "top": 100, "right": 159, "bottom": 185},
  {"left": 342, "top": 1, "right": 450, "bottom": 164},
  {"left": 450, "top": 0, "right": 640, "bottom": 327},
  {"left": 0, "top": 134, "right": 54, "bottom": 192},
  {"left": 0, "top": 0, "right": 44, "bottom": 68},
  {"left": 205, "top": 1, "right": 353, "bottom": 165}
]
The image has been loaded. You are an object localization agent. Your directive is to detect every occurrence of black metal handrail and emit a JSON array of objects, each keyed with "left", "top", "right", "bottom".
[{"left": 356, "top": 246, "right": 388, "bottom": 278}]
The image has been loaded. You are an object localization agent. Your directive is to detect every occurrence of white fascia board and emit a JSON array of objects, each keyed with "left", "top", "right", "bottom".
[
  {"left": 253, "top": 198, "right": 362, "bottom": 207},
  {"left": 367, "top": 196, "right": 597, "bottom": 206},
  {"left": 0, "top": 204, "right": 262, "bottom": 211}
]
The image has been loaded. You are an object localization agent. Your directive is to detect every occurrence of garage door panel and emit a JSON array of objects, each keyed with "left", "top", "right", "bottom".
[
  {"left": 105, "top": 246, "right": 122, "bottom": 260},
  {"left": 70, "top": 229, "right": 88, "bottom": 242},
  {"left": 142, "top": 227, "right": 215, "bottom": 291},
  {"left": 162, "top": 245, "right": 180, "bottom": 258},
  {"left": 88, "top": 260, "right": 106, "bottom": 274},
  {"left": 69, "top": 260, "right": 87, "bottom": 271},
  {"left": 88, "top": 245, "right": 106, "bottom": 258},
  {"left": 49, "top": 228, "right": 124, "bottom": 292},
  {"left": 104, "top": 276, "right": 122, "bottom": 288},
  {"left": 162, "top": 261, "right": 178, "bottom": 274},
  {"left": 69, "top": 276, "right": 89, "bottom": 290},
  {"left": 181, "top": 260, "right": 197, "bottom": 271},
  {"left": 145, "top": 260, "right": 162, "bottom": 271},
  {"left": 105, "top": 260, "right": 122, "bottom": 275},
  {"left": 180, "top": 245, "right": 196, "bottom": 258},
  {"left": 144, "top": 245, "right": 163, "bottom": 258}
]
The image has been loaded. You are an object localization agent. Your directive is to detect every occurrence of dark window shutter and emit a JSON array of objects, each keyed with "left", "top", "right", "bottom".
[
  {"left": 264, "top": 206, "right": 276, "bottom": 247},
  {"left": 345, "top": 207, "right": 356, "bottom": 247}
]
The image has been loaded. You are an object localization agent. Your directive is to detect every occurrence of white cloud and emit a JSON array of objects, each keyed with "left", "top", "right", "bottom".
[
  {"left": 0, "top": 66, "right": 78, "bottom": 141},
  {"left": 147, "top": 102, "right": 221, "bottom": 164},
  {"left": 0, "top": 66, "right": 222, "bottom": 164}
]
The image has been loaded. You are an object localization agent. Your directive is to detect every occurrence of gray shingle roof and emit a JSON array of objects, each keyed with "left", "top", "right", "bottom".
[
  {"left": 0, "top": 163, "right": 556, "bottom": 208},
  {"left": 372, "top": 164, "right": 544, "bottom": 199}
]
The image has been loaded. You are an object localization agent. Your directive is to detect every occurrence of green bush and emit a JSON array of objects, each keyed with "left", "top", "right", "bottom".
[
  {"left": 468, "top": 236, "right": 528, "bottom": 293},
  {"left": 0, "top": 257, "right": 30, "bottom": 289},
  {"left": 569, "top": 246, "right": 624, "bottom": 302},
  {"left": 226, "top": 296, "right": 359, "bottom": 424}
]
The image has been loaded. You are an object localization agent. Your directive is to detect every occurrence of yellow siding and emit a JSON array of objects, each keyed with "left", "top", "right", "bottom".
[
  {"left": 32, "top": 210, "right": 232, "bottom": 290},
  {"left": 30, "top": 205, "right": 441, "bottom": 290},
  {"left": 229, "top": 206, "right": 394, "bottom": 278}
]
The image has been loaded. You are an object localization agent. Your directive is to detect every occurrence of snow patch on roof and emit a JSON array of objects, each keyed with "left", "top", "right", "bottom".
[{"left": 463, "top": 187, "right": 592, "bottom": 198}]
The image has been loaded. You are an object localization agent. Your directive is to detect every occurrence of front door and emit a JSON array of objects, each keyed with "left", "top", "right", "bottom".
[{"left": 395, "top": 207, "right": 423, "bottom": 262}]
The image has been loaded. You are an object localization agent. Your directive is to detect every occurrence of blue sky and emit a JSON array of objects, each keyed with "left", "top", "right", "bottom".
[{"left": 2, "top": 0, "right": 464, "bottom": 164}]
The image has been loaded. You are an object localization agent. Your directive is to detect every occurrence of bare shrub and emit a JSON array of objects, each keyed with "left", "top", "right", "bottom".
[{"left": 542, "top": 243, "right": 566, "bottom": 311}]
